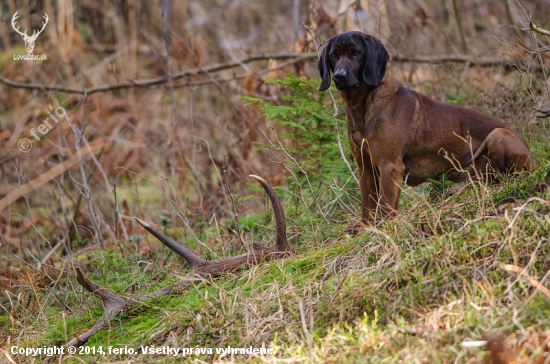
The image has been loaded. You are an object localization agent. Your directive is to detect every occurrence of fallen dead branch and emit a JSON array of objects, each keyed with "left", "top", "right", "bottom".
[
  {"left": 0, "top": 53, "right": 313, "bottom": 95},
  {"left": 65, "top": 174, "right": 293, "bottom": 347},
  {"left": 0, "top": 53, "right": 521, "bottom": 96}
]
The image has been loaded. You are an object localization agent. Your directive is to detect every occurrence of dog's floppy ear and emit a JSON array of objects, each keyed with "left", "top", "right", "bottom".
[
  {"left": 361, "top": 34, "right": 389, "bottom": 87},
  {"left": 318, "top": 39, "right": 333, "bottom": 91}
]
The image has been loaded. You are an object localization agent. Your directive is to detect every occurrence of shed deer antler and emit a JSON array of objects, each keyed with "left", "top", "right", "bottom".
[
  {"left": 11, "top": 11, "right": 48, "bottom": 54},
  {"left": 65, "top": 175, "right": 294, "bottom": 347}
]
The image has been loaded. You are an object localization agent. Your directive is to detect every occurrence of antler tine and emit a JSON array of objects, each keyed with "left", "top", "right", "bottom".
[
  {"left": 134, "top": 217, "right": 206, "bottom": 269},
  {"left": 30, "top": 13, "right": 49, "bottom": 38},
  {"left": 39, "top": 13, "right": 48, "bottom": 33},
  {"left": 11, "top": 10, "right": 19, "bottom": 24},
  {"left": 249, "top": 174, "right": 291, "bottom": 252},
  {"left": 11, "top": 10, "right": 27, "bottom": 37},
  {"left": 75, "top": 267, "right": 127, "bottom": 317}
]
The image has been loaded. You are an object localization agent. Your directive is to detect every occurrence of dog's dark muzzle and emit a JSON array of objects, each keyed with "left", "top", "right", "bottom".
[{"left": 332, "top": 69, "right": 359, "bottom": 89}]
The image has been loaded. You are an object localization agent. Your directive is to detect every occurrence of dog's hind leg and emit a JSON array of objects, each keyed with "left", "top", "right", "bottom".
[{"left": 469, "top": 128, "right": 533, "bottom": 177}]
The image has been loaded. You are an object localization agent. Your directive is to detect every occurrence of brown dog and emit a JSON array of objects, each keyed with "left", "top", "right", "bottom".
[{"left": 318, "top": 31, "right": 533, "bottom": 224}]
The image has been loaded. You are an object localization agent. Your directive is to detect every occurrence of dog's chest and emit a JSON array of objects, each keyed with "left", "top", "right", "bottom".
[
  {"left": 344, "top": 103, "right": 369, "bottom": 133},
  {"left": 345, "top": 106, "right": 388, "bottom": 148},
  {"left": 343, "top": 85, "right": 398, "bottom": 134}
]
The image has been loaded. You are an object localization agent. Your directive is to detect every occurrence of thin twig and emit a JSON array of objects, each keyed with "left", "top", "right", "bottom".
[
  {"left": 222, "top": 151, "right": 243, "bottom": 246},
  {"left": 530, "top": 21, "right": 550, "bottom": 36},
  {"left": 67, "top": 93, "right": 105, "bottom": 251},
  {"left": 451, "top": 0, "right": 468, "bottom": 54},
  {"left": 127, "top": 169, "right": 215, "bottom": 256},
  {"left": 515, "top": 2, "right": 550, "bottom": 120}
]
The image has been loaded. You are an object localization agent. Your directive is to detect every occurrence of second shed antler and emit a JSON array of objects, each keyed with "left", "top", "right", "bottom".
[{"left": 65, "top": 175, "right": 294, "bottom": 347}]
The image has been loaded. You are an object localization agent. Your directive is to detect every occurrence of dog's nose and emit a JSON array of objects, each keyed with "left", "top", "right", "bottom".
[{"left": 333, "top": 69, "right": 347, "bottom": 80}]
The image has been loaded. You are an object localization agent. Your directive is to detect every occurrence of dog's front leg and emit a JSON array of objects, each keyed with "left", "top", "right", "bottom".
[
  {"left": 350, "top": 133, "right": 382, "bottom": 223},
  {"left": 358, "top": 165, "right": 380, "bottom": 223},
  {"left": 377, "top": 160, "right": 405, "bottom": 216}
]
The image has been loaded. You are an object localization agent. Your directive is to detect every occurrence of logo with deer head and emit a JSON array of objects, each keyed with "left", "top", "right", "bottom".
[{"left": 11, "top": 11, "right": 48, "bottom": 54}]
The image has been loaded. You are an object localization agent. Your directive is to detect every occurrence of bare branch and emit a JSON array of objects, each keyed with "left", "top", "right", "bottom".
[
  {"left": 530, "top": 21, "right": 550, "bottom": 37},
  {"left": 0, "top": 53, "right": 520, "bottom": 95},
  {"left": 390, "top": 54, "right": 507, "bottom": 65},
  {"left": 0, "top": 53, "right": 313, "bottom": 95}
]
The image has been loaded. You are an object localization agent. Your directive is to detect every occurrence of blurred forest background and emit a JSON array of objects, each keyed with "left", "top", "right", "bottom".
[
  {"left": 0, "top": 0, "right": 550, "bottom": 361},
  {"left": 1, "top": 0, "right": 548, "bottom": 253}
]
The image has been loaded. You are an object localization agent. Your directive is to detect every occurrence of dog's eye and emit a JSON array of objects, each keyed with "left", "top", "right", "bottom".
[
  {"left": 353, "top": 51, "right": 361, "bottom": 57},
  {"left": 329, "top": 53, "right": 337, "bottom": 59}
]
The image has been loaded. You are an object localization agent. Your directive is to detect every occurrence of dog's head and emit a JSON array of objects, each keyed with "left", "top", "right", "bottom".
[{"left": 318, "top": 31, "right": 389, "bottom": 91}]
